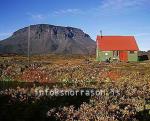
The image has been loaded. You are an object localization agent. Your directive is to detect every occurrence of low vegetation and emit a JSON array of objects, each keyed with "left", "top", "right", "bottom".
[{"left": 0, "top": 54, "right": 150, "bottom": 121}]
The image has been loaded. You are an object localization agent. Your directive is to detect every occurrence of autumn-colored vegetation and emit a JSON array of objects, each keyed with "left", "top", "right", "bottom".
[{"left": 0, "top": 54, "right": 150, "bottom": 121}]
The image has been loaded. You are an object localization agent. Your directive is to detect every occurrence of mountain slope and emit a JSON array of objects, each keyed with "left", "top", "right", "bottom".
[{"left": 0, "top": 24, "right": 96, "bottom": 55}]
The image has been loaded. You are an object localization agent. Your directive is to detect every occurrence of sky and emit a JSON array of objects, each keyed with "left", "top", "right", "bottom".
[{"left": 0, "top": 0, "right": 150, "bottom": 51}]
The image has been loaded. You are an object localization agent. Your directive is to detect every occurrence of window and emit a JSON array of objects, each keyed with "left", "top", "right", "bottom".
[
  {"left": 105, "top": 53, "right": 108, "bottom": 56},
  {"left": 130, "top": 51, "right": 135, "bottom": 54},
  {"left": 113, "top": 51, "right": 119, "bottom": 57}
]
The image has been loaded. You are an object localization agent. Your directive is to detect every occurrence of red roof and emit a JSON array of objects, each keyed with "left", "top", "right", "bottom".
[{"left": 96, "top": 36, "right": 139, "bottom": 51}]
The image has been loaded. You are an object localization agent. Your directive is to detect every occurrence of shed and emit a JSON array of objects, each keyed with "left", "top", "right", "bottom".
[{"left": 96, "top": 36, "right": 139, "bottom": 62}]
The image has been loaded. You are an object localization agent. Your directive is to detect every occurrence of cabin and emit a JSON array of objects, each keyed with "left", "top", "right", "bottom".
[{"left": 96, "top": 36, "right": 139, "bottom": 62}]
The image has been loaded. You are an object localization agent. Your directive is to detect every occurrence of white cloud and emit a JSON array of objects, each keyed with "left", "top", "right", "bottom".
[
  {"left": 53, "top": 9, "right": 84, "bottom": 16},
  {"left": 0, "top": 32, "right": 11, "bottom": 36},
  {"left": 91, "top": 0, "right": 149, "bottom": 16},
  {"left": 26, "top": 0, "right": 150, "bottom": 19},
  {"left": 27, "top": 9, "right": 83, "bottom": 19},
  {"left": 134, "top": 32, "right": 150, "bottom": 37},
  {"left": 101, "top": 0, "right": 148, "bottom": 10},
  {"left": 0, "top": 32, "right": 12, "bottom": 40},
  {"left": 27, "top": 13, "right": 46, "bottom": 20}
]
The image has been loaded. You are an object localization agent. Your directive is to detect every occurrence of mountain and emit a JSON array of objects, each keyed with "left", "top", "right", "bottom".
[{"left": 0, "top": 24, "right": 96, "bottom": 55}]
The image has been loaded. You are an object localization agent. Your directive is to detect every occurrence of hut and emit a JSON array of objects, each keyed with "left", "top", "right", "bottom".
[{"left": 96, "top": 36, "right": 139, "bottom": 62}]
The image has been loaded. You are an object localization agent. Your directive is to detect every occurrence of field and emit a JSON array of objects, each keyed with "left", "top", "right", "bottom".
[{"left": 0, "top": 54, "right": 150, "bottom": 121}]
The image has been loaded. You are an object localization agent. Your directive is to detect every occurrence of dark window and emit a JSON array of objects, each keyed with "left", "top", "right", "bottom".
[
  {"left": 113, "top": 51, "right": 119, "bottom": 57},
  {"left": 130, "top": 51, "right": 135, "bottom": 54}
]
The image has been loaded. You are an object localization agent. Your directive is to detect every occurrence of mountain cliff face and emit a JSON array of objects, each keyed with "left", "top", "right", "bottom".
[{"left": 0, "top": 24, "right": 96, "bottom": 55}]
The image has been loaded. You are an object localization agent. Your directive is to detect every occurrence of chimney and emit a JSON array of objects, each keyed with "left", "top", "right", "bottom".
[{"left": 100, "top": 30, "right": 102, "bottom": 38}]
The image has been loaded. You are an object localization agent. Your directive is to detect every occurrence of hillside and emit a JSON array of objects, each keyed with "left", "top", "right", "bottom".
[{"left": 0, "top": 24, "right": 96, "bottom": 55}]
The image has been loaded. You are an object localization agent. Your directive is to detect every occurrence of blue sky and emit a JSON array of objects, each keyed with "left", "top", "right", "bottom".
[{"left": 0, "top": 0, "right": 150, "bottom": 51}]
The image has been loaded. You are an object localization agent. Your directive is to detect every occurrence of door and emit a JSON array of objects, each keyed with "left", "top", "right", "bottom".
[{"left": 119, "top": 51, "right": 128, "bottom": 61}]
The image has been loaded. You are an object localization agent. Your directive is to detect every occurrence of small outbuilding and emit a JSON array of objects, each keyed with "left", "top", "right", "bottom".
[{"left": 96, "top": 36, "right": 139, "bottom": 62}]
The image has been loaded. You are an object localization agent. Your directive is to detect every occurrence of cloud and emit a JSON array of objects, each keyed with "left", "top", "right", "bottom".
[
  {"left": 51, "top": 0, "right": 149, "bottom": 17},
  {"left": 91, "top": 0, "right": 149, "bottom": 16},
  {"left": 0, "top": 32, "right": 11, "bottom": 36},
  {"left": 101, "top": 0, "right": 144, "bottom": 10},
  {"left": 0, "top": 32, "right": 12, "bottom": 40},
  {"left": 26, "top": 0, "right": 150, "bottom": 19},
  {"left": 27, "top": 13, "right": 46, "bottom": 20},
  {"left": 27, "top": 9, "right": 83, "bottom": 19},
  {"left": 101, "top": 0, "right": 148, "bottom": 10},
  {"left": 53, "top": 9, "right": 84, "bottom": 16},
  {"left": 134, "top": 32, "right": 150, "bottom": 37}
]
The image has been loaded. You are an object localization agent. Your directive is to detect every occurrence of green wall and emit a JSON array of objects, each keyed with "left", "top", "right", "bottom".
[
  {"left": 96, "top": 49, "right": 113, "bottom": 61},
  {"left": 96, "top": 49, "right": 138, "bottom": 62},
  {"left": 128, "top": 51, "right": 138, "bottom": 62}
]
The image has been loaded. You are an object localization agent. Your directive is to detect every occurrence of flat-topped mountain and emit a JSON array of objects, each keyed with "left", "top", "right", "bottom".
[{"left": 0, "top": 24, "right": 96, "bottom": 55}]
